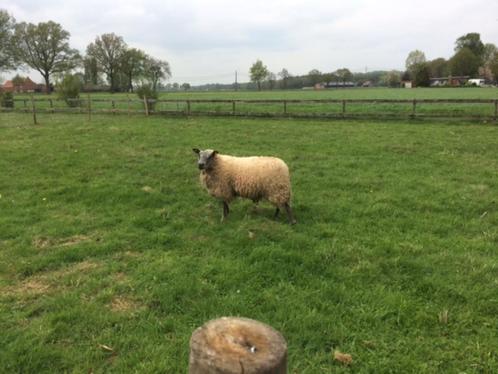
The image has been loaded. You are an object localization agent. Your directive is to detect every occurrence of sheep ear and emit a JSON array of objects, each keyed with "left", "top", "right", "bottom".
[
  {"left": 210, "top": 150, "right": 219, "bottom": 158},
  {"left": 192, "top": 148, "right": 200, "bottom": 154}
]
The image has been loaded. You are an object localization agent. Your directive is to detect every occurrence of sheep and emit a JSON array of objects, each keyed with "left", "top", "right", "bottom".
[{"left": 192, "top": 148, "right": 296, "bottom": 224}]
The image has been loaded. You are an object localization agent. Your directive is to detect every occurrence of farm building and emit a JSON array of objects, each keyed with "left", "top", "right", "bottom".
[
  {"left": 429, "top": 76, "right": 470, "bottom": 87},
  {"left": 2, "top": 77, "right": 42, "bottom": 93}
]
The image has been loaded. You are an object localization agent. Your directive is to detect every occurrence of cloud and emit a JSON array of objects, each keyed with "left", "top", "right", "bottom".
[{"left": 1, "top": 0, "right": 497, "bottom": 84}]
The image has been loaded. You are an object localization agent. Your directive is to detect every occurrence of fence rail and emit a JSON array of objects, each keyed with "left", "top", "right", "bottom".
[{"left": 1, "top": 96, "right": 497, "bottom": 122}]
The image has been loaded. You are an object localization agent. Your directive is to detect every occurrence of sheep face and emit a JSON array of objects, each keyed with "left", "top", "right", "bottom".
[{"left": 193, "top": 148, "right": 218, "bottom": 170}]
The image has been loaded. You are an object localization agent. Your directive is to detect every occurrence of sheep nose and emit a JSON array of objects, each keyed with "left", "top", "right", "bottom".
[{"left": 198, "top": 163, "right": 205, "bottom": 170}]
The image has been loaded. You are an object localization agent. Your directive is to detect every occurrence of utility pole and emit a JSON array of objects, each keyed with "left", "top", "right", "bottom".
[{"left": 234, "top": 70, "right": 238, "bottom": 91}]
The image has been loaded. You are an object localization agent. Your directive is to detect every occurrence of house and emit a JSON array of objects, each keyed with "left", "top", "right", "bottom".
[
  {"left": 2, "top": 77, "right": 39, "bottom": 93},
  {"left": 429, "top": 76, "right": 470, "bottom": 87},
  {"left": 401, "top": 81, "right": 412, "bottom": 88}
]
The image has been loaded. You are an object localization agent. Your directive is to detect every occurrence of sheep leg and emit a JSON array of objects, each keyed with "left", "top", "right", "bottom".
[
  {"left": 284, "top": 203, "right": 297, "bottom": 225},
  {"left": 221, "top": 201, "right": 230, "bottom": 222},
  {"left": 274, "top": 207, "right": 280, "bottom": 219}
]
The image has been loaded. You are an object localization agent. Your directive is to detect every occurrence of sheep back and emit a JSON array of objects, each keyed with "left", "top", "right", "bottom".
[{"left": 200, "top": 154, "right": 291, "bottom": 205}]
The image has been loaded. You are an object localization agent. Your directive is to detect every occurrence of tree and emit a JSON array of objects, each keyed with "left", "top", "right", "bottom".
[
  {"left": 249, "top": 60, "right": 269, "bottom": 91},
  {"left": 142, "top": 56, "right": 171, "bottom": 91},
  {"left": 449, "top": 47, "right": 480, "bottom": 77},
  {"left": 0, "top": 9, "right": 16, "bottom": 71},
  {"left": 335, "top": 68, "right": 353, "bottom": 84},
  {"left": 483, "top": 43, "right": 497, "bottom": 66},
  {"left": 13, "top": 21, "right": 80, "bottom": 94},
  {"left": 181, "top": 82, "right": 191, "bottom": 91},
  {"left": 381, "top": 70, "right": 402, "bottom": 87},
  {"left": 83, "top": 56, "right": 100, "bottom": 86},
  {"left": 487, "top": 53, "right": 498, "bottom": 82},
  {"left": 411, "top": 63, "right": 431, "bottom": 87},
  {"left": 267, "top": 72, "right": 277, "bottom": 90},
  {"left": 86, "top": 33, "right": 127, "bottom": 92},
  {"left": 307, "top": 69, "right": 322, "bottom": 85},
  {"left": 455, "top": 33, "right": 484, "bottom": 61},
  {"left": 278, "top": 68, "right": 291, "bottom": 89},
  {"left": 405, "top": 50, "right": 426, "bottom": 78},
  {"left": 120, "top": 48, "right": 146, "bottom": 92},
  {"left": 427, "top": 58, "right": 449, "bottom": 78}
]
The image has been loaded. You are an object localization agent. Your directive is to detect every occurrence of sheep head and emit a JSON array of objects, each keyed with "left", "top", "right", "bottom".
[{"left": 193, "top": 148, "right": 218, "bottom": 170}]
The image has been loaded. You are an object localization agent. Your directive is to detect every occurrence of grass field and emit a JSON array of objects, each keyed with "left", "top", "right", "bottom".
[
  {"left": 9, "top": 87, "right": 498, "bottom": 119},
  {"left": 1, "top": 110, "right": 498, "bottom": 372}
]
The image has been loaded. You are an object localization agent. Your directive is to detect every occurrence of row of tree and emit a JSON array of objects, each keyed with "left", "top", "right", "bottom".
[
  {"left": 404, "top": 33, "right": 498, "bottom": 87},
  {"left": 0, "top": 9, "right": 171, "bottom": 94},
  {"left": 245, "top": 33, "right": 498, "bottom": 90}
]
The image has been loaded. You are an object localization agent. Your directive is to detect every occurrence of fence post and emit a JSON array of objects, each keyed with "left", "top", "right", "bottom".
[
  {"left": 232, "top": 100, "right": 236, "bottom": 115},
  {"left": 342, "top": 100, "right": 346, "bottom": 117},
  {"left": 143, "top": 96, "right": 149, "bottom": 116},
  {"left": 412, "top": 99, "right": 417, "bottom": 118},
  {"left": 30, "top": 94, "right": 38, "bottom": 125},
  {"left": 494, "top": 99, "right": 497, "bottom": 123},
  {"left": 49, "top": 99, "right": 54, "bottom": 113},
  {"left": 23, "top": 99, "right": 28, "bottom": 113},
  {"left": 111, "top": 99, "right": 116, "bottom": 115},
  {"left": 127, "top": 94, "right": 131, "bottom": 116},
  {"left": 283, "top": 100, "right": 287, "bottom": 115},
  {"left": 87, "top": 94, "right": 91, "bottom": 121},
  {"left": 187, "top": 100, "right": 191, "bottom": 116}
]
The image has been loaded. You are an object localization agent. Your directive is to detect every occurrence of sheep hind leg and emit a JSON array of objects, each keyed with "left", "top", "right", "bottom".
[
  {"left": 221, "top": 201, "right": 230, "bottom": 222},
  {"left": 273, "top": 207, "right": 280, "bottom": 219},
  {"left": 284, "top": 203, "right": 297, "bottom": 225}
]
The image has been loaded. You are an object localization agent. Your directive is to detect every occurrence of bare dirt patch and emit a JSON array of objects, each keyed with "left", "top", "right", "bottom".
[{"left": 109, "top": 296, "right": 143, "bottom": 313}]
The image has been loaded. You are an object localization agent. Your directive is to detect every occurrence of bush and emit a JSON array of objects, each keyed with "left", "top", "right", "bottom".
[
  {"left": 56, "top": 75, "right": 82, "bottom": 107},
  {"left": 136, "top": 84, "right": 159, "bottom": 112},
  {"left": 0, "top": 92, "right": 14, "bottom": 108}
]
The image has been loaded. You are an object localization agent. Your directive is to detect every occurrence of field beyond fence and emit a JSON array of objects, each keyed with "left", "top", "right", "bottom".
[{"left": 2, "top": 95, "right": 498, "bottom": 122}]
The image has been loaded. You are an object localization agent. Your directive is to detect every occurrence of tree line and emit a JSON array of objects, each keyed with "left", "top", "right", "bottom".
[
  {"left": 0, "top": 9, "right": 171, "bottom": 95},
  {"left": 245, "top": 33, "right": 498, "bottom": 90}
]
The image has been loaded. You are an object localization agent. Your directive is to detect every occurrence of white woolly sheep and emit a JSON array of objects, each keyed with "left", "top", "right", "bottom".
[{"left": 192, "top": 148, "right": 296, "bottom": 224}]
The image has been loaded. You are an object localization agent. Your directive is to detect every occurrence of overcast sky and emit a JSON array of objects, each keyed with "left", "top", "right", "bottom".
[{"left": 1, "top": 0, "right": 497, "bottom": 85}]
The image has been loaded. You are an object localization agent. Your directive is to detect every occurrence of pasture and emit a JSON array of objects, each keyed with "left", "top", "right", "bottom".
[
  {"left": 9, "top": 87, "right": 498, "bottom": 120},
  {"left": 1, "top": 109, "right": 498, "bottom": 372}
]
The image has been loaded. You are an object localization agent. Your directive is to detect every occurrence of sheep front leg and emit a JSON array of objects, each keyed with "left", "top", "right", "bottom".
[
  {"left": 284, "top": 203, "right": 296, "bottom": 225},
  {"left": 221, "top": 201, "right": 230, "bottom": 222}
]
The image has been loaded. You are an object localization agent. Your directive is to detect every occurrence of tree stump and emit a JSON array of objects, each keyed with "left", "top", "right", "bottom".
[{"left": 189, "top": 317, "right": 287, "bottom": 374}]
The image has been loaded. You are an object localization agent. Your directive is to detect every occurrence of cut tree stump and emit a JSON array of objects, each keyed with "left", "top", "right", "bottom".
[{"left": 189, "top": 317, "right": 287, "bottom": 374}]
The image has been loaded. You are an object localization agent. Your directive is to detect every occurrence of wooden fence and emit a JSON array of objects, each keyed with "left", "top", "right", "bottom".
[{"left": 1, "top": 96, "right": 498, "bottom": 123}]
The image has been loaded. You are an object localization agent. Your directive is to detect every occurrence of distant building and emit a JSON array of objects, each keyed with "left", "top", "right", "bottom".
[
  {"left": 401, "top": 81, "right": 412, "bottom": 88},
  {"left": 429, "top": 76, "right": 470, "bottom": 87},
  {"left": 2, "top": 77, "right": 40, "bottom": 93},
  {"left": 325, "top": 81, "right": 355, "bottom": 88}
]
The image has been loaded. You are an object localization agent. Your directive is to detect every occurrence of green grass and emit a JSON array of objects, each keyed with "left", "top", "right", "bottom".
[
  {"left": 10, "top": 87, "right": 498, "bottom": 119},
  {"left": 1, "top": 112, "right": 498, "bottom": 372}
]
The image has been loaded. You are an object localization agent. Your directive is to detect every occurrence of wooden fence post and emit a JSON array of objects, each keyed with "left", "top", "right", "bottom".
[
  {"left": 342, "top": 100, "right": 346, "bottom": 117},
  {"left": 283, "top": 100, "right": 287, "bottom": 115},
  {"left": 87, "top": 94, "right": 91, "bottom": 121},
  {"left": 189, "top": 317, "right": 287, "bottom": 374},
  {"left": 23, "top": 99, "right": 28, "bottom": 113},
  {"left": 30, "top": 94, "right": 38, "bottom": 125},
  {"left": 127, "top": 94, "right": 131, "bottom": 116},
  {"left": 111, "top": 99, "right": 116, "bottom": 115},
  {"left": 49, "top": 99, "right": 54, "bottom": 113},
  {"left": 143, "top": 96, "right": 149, "bottom": 116},
  {"left": 412, "top": 99, "right": 417, "bottom": 118},
  {"left": 494, "top": 99, "right": 497, "bottom": 123},
  {"left": 232, "top": 100, "right": 236, "bottom": 115},
  {"left": 187, "top": 100, "right": 191, "bottom": 116}
]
